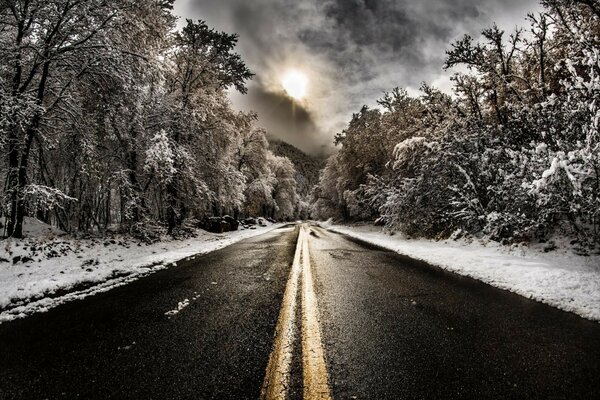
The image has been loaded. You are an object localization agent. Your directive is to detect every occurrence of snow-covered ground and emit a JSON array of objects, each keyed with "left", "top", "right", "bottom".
[
  {"left": 0, "top": 219, "right": 284, "bottom": 323},
  {"left": 322, "top": 222, "right": 600, "bottom": 322}
]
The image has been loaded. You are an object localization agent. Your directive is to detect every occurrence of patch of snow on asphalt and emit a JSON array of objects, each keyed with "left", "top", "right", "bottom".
[
  {"left": 165, "top": 299, "right": 190, "bottom": 316},
  {"left": 0, "top": 221, "right": 285, "bottom": 323},
  {"left": 323, "top": 223, "right": 600, "bottom": 322},
  {"left": 164, "top": 291, "right": 203, "bottom": 317}
]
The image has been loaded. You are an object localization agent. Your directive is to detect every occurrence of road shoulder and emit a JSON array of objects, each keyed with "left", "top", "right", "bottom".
[{"left": 321, "top": 222, "right": 600, "bottom": 322}]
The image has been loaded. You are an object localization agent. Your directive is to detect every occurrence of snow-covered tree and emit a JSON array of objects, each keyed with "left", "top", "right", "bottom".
[
  {"left": 312, "top": 0, "right": 600, "bottom": 247},
  {"left": 0, "top": 3, "right": 303, "bottom": 238},
  {"left": 268, "top": 153, "right": 299, "bottom": 220}
]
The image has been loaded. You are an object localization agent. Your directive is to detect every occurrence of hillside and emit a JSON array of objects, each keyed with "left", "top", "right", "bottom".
[{"left": 269, "top": 140, "right": 326, "bottom": 198}]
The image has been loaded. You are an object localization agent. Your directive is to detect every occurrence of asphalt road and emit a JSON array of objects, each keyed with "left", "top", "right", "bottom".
[{"left": 1, "top": 223, "right": 599, "bottom": 399}]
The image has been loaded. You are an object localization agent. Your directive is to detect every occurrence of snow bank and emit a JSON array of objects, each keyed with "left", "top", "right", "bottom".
[
  {"left": 323, "top": 223, "right": 600, "bottom": 322},
  {"left": 0, "top": 222, "right": 284, "bottom": 323}
]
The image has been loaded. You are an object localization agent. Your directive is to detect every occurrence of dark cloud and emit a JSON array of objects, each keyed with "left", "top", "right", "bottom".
[
  {"left": 322, "top": 1, "right": 415, "bottom": 50},
  {"left": 303, "top": 0, "right": 513, "bottom": 85},
  {"left": 175, "top": 0, "right": 541, "bottom": 155},
  {"left": 235, "top": 84, "right": 330, "bottom": 156}
]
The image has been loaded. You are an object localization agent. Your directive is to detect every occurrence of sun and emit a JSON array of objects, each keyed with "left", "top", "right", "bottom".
[{"left": 282, "top": 70, "right": 308, "bottom": 100}]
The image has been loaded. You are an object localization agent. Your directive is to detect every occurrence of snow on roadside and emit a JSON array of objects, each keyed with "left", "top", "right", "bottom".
[
  {"left": 322, "top": 222, "right": 600, "bottom": 322},
  {"left": 0, "top": 222, "right": 285, "bottom": 323}
]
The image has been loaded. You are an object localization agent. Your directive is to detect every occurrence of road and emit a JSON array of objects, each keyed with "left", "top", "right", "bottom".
[{"left": 1, "top": 223, "right": 599, "bottom": 399}]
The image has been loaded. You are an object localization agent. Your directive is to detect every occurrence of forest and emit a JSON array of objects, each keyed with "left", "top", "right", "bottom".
[
  {"left": 1, "top": 0, "right": 599, "bottom": 250},
  {"left": 312, "top": 0, "right": 600, "bottom": 248},
  {"left": 0, "top": 0, "right": 304, "bottom": 239}
]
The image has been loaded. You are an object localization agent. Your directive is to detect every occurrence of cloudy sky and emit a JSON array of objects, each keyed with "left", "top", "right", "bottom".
[{"left": 174, "top": 0, "right": 540, "bottom": 155}]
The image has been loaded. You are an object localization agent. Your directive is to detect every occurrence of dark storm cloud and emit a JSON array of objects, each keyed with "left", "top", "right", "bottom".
[
  {"left": 298, "top": 0, "right": 515, "bottom": 87},
  {"left": 175, "top": 0, "right": 541, "bottom": 154},
  {"left": 314, "top": 0, "right": 477, "bottom": 62},
  {"left": 238, "top": 82, "right": 329, "bottom": 156}
]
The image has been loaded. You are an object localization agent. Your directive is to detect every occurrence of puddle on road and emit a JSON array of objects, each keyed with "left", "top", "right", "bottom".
[{"left": 327, "top": 250, "right": 354, "bottom": 259}]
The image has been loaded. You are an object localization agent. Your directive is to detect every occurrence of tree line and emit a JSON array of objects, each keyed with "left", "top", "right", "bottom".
[
  {"left": 312, "top": 0, "right": 600, "bottom": 247},
  {"left": 0, "top": 0, "right": 302, "bottom": 239}
]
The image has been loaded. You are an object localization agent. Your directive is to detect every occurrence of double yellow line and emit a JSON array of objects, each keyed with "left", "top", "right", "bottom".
[{"left": 261, "top": 225, "right": 333, "bottom": 400}]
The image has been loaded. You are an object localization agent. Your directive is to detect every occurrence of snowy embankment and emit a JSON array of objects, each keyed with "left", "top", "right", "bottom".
[
  {"left": 323, "top": 222, "right": 600, "bottom": 322},
  {"left": 0, "top": 219, "right": 283, "bottom": 323}
]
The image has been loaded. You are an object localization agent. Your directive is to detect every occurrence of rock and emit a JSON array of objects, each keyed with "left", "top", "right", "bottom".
[
  {"left": 543, "top": 241, "right": 557, "bottom": 252},
  {"left": 201, "top": 217, "right": 231, "bottom": 233},
  {"left": 222, "top": 215, "right": 239, "bottom": 231},
  {"left": 12, "top": 255, "right": 33, "bottom": 264}
]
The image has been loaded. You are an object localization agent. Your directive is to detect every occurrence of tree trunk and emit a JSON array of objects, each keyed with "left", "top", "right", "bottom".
[
  {"left": 166, "top": 181, "right": 178, "bottom": 233},
  {"left": 6, "top": 128, "right": 20, "bottom": 237},
  {"left": 6, "top": 60, "right": 50, "bottom": 238}
]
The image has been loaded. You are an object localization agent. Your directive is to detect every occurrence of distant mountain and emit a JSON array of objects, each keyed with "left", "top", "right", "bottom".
[{"left": 269, "top": 140, "right": 326, "bottom": 198}]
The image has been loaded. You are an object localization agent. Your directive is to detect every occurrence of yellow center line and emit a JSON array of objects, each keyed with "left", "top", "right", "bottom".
[
  {"left": 261, "top": 224, "right": 333, "bottom": 400},
  {"left": 261, "top": 227, "right": 304, "bottom": 400},
  {"left": 301, "top": 226, "right": 333, "bottom": 400}
]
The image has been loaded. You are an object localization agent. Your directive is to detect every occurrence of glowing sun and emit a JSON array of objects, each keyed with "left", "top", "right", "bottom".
[{"left": 282, "top": 70, "right": 308, "bottom": 100}]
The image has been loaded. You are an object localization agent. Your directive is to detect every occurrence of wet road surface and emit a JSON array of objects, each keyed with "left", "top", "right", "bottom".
[{"left": 1, "top": 223, "right": 599, "bottom": 399}]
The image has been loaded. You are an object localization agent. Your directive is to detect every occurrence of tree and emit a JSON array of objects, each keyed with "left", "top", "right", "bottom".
[
  {"left": 161, "top": 19, "right": 252, "bottom": 232},
  {"left": 268, "top": 153, "right": 299, "bottom": 220},
  {"left": 0, "top": 0, "right": 174, "bottom": 237}
]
